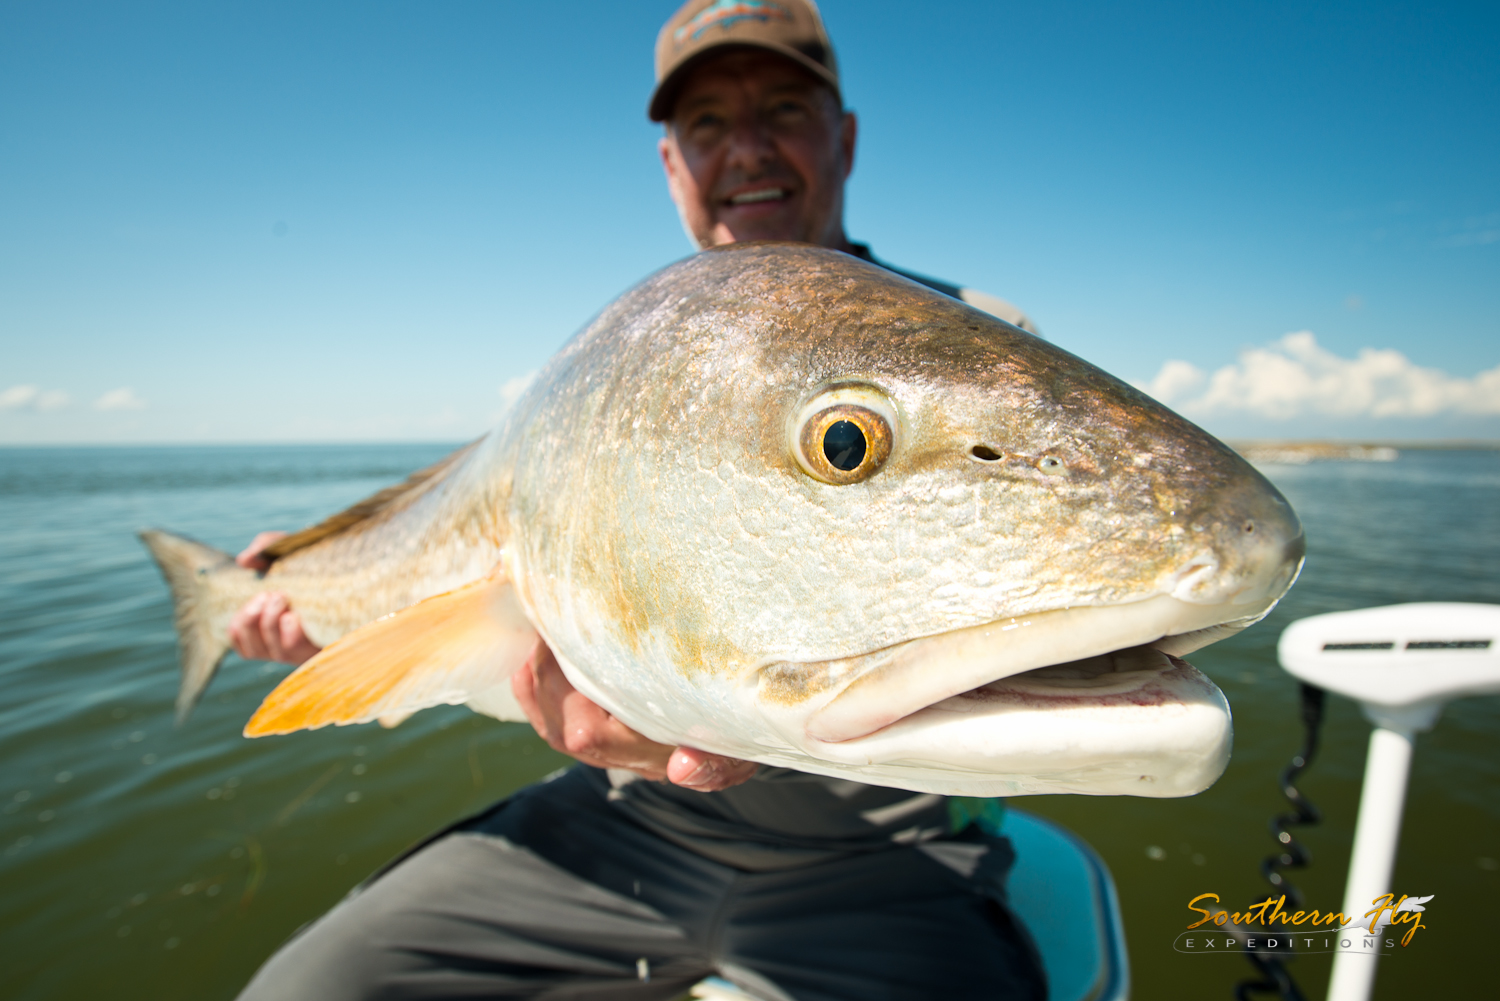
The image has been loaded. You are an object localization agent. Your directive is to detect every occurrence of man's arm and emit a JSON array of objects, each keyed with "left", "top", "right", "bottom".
[{"left": 227, "top": 534, "right": 755, "bottom": 792}]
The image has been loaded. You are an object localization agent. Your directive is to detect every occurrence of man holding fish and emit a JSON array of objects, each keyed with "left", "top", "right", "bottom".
[
  {"left": 200, "top": 2, "right": 1297, "bottom": 998},
  {"left": 231, "top": 3, "right": 1048, "bottom": 996}
]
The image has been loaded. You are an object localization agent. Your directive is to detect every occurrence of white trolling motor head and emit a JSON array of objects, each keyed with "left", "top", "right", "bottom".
[{"left": 1278, "top": 602, "right": 1500, "bottom": 731}]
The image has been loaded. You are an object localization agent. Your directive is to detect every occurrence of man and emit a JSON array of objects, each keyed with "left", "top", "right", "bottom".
[{"left": 235, "top": 3, "right": 1045, "bottom": 998}]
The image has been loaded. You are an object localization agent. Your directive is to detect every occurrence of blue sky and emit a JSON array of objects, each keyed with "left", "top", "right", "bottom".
[{"left": 2, "top": 0, "right": 1496, "bottom": 444}]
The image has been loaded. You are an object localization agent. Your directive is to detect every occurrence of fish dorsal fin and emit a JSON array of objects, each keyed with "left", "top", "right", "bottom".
[
  {"left": 259, "top": 438, "right": 483, "bottom": 561},
  {"left": 243, "top": 569, "right": 538, "bottom": 737}
]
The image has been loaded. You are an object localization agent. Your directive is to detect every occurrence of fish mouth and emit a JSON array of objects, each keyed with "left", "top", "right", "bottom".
[
  {"left": 758, "top": 514, "right": 1306, "bottom": 745},
  {"left": 757, "top": 588, "right": 1289, "bottom": 746},
  {"left": 785, "top": 645, "right": 1236, "bottom": 797}
]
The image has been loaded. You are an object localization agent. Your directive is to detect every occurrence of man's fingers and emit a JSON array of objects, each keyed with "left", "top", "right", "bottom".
[
  {"left": 667, "top": 747, "right": 758, "bottom": 791},
  {"left": 559, "top": 712, "right": 672, "bottom": 780},
  {"left": 273, "top": 606, "right": 321, "bottom": 666},
  {"left": 236, "top": 530, "right": 289, "bottom": 571},
  {"left": 259, "top": 593, "right": 291, "bottom": 658},
  {"left": 509, "top": 651, "right": 553, "bottom": 744},
  {"left": 238, "top": 553, "right": 271, "bottom": 572},
  {"left": 229, "top": 593, "right": 271, "bottom": 661},
  {"left": 225, "top": 591, "right": 321, "bottom": 666},
  {"left": 275, "top": 609, "right": 302, "bottom": 653},
  {"left": 528, "top": 648, "right": 573, "bottom": 747},
  {"left": 253, "top": 592, "right": 318, "bottom": 666}
]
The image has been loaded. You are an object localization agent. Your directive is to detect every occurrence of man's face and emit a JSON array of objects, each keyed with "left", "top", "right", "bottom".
[{"left": 659, "top": 51, "right": 856, "bottom": 250}]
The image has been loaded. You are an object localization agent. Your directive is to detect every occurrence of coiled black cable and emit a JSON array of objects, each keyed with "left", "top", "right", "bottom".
[
  {"left": 1235, "top": 683, "right": 1326, "bottom": 1001},
  {"left": 1264, "top": 683, "right": 1327, "bottom": 899}
]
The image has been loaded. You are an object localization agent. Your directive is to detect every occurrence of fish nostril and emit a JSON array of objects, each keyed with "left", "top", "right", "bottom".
[
  {"left": 970, "top": 445, "right": 1002, "bottom": 462},
  {"left": 1243, "top": 521, "right": 1255, "bottom": 534}
]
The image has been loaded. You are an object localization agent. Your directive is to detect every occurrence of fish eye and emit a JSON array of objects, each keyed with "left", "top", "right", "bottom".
[{"left": 792, "top": 385, "right": 896, "bottom": 485}]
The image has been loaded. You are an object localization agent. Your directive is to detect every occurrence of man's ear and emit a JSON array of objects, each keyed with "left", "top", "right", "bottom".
[
  {"left": 659, "top": 133, "right": 686, "bottom": 208},
  {"left": 659, "top": 129, "right": 712, "bottom": 251},
  {"left": 840, "top": 110, "right": 858, "bottom": 179}
]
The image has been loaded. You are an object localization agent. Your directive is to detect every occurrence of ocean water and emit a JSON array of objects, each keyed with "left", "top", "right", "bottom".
[{"left": 0, "top": 445, "right": 1495, "bottom": 1000}]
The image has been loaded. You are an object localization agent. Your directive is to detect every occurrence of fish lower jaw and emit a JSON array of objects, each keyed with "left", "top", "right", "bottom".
[
  {"left": 746, "top": 647, "right": 1235, "bottom": 798},
  {"left": 768, "top": 593, "right": 1266, "bottom": 745},
  {"left": 794, "top": 660, "right": 1234, "bottom": 797}
]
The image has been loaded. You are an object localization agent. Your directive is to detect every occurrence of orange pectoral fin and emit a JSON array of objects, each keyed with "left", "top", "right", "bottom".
[{"left": 244, "top": 571, "right": 540, "bottom": 737}]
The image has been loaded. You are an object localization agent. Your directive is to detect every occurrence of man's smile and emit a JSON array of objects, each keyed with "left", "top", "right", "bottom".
[{"left": 725, "top": 185, "right": 792, "bottom": 207}]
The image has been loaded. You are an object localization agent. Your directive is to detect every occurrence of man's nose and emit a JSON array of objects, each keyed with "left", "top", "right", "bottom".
[{"left": 724, "top": 116, "right": 777, "bottom": 172}]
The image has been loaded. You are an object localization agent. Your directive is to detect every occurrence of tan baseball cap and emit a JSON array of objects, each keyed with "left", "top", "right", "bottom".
[{"left": 649, "top": 0, "right": 840, "bottom": 122}]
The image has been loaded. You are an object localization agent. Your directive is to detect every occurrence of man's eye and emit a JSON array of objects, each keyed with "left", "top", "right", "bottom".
[
  {"left": 688, "top": 112, "right": 726, "bottom": 133},
  {"left": 766, "top": 102, "right": 814, "bottom": 130}
]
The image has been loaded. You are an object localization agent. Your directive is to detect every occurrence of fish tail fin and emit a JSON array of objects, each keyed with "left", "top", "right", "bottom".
[
  {"left": 244, "top": 570, "right": 539, "bottom": 737},
  {"left": 138, "top": 528, "right": 242, "bottom": 724}
]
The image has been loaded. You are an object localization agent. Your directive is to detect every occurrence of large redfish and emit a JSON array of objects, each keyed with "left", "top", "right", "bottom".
[{"left": 141, "top": 243, "right": 1303, "bottom": 797}]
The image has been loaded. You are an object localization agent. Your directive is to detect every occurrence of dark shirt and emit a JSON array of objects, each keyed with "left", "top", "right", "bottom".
[
  {"left": 596, "top": 766, "right": 953, "bottom": 872},
  {"left": 850, "top": 242, "right": 1039, "bottom": 335}
]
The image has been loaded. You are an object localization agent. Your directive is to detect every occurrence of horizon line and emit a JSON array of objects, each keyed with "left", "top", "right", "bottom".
[{"left": 1, "top": 437, "right": 1498, "bottom": 451}]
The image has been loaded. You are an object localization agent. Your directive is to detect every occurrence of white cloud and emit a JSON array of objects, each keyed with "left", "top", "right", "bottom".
[
  {"left": 1139, "top": 332, "right": 1500, "bottom": 420},
  {"left": 0, "top": 386, "right": 33, "bottom": 410},
  {"left": 93, "top": 387, "right": 147, "bottom": 411},
  {"left": 1140, "top": 360, "right": 1205, "bottom": 404},
  {"left": 0, "top": 385, "right": 71, "bottom": 412}
]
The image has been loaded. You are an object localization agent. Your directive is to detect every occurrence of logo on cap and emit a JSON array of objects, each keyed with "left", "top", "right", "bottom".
[{"left": 674, "top": 0, "right": 792, "bottom": 46}]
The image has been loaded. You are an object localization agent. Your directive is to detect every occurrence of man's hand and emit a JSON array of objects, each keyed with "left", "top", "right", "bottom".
[
  {"left": 511, "top": 644, "right": 757, "bottom": 792},
  {"left": 227, "top": 532, "right": 322, "bottom": 666},
  {"left": 234, "top": 530, "right": 289, "bottom": 572}
]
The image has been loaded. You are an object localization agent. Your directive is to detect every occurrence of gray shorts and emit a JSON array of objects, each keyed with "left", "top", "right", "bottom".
[{"left": 237, "top": 767, "right": 1046, "bottom": 1000}]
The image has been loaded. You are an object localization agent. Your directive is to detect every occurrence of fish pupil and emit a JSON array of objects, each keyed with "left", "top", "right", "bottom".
[{"left": 823, "top": 420, "right": 867, "bottom": 471}]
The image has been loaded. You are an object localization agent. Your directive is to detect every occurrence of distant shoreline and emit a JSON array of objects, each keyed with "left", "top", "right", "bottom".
[
  {"left": 1227, "top": 439, "right": 1500, "bottom": 451},
  {"left": 1228, "top": 439, "right": 1500, "bottom": 464}
]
